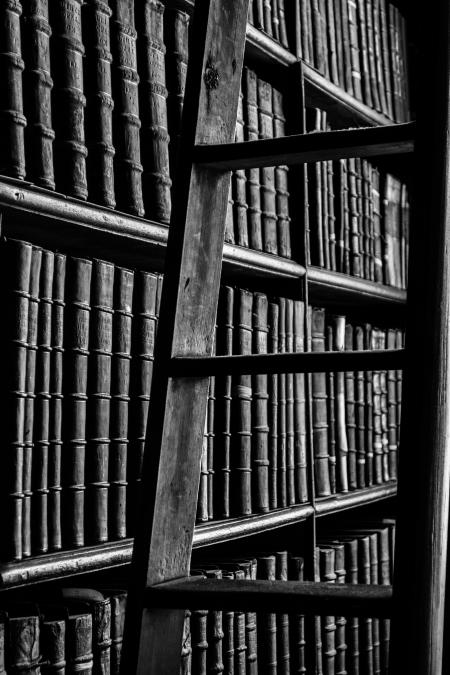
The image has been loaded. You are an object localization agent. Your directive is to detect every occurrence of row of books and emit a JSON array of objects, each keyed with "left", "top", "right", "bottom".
[
  {"left": 293, "top": 0, "right": 410, "bottom": 122},
  {"left": 249, "top": 0, "right": 290, "bottom": 49},
  {"left": 306, "top": 109, "right": 410, "bottom": 288},
  {"left": 0, "top": 521, "right": 394, "bottom": 673}
]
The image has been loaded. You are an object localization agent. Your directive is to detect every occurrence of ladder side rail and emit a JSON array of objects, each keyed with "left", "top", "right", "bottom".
[
  {"left": 390, "top": 1, "right": 450, "bottom": 673},
  {"left": 120, "top": 1, "right": 250, "bottom": 674}
]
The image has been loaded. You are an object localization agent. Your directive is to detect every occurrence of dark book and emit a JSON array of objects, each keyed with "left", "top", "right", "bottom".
[
  {"left": 345, "top": 323, "right": 358, "bottom": 490},
  {"left": 398, "top": 11, "right": 410, "bottom": 122},
  {"left": 243, "top": 560, "right": 258, "bottom": 675},
  {"left": 253, "top": 0, "right": 265, "bottom": 31},
  {"left": 388, "top": 4, "right": 402, "bottom": 123},
  {"left": 372, "top": 0, "right": 388, "bottom": 116},
  {"left": 386, "top": 329, "right": 398, "bottom": 481},
  {"left": 355, "top": 325, "right": 367, "bottom": 489},
  {"left": 371, "top": 166, "right": 384, "bottom": 284},
  {"left": 0, "top": 0, "right": 26, "bottom": 180},
  {"left": 207, "top": 365, "right": 216, "bottom": 522},
  {"left": 6, "top": 607, "right": 41, "bottom": 674},
  {"left": 395, "top": 330, "right": 403, "bottom": 451},
  {"left": 233, "top": 89, "right": 249, "bottom": 248},
  {"left": 110, "top": 0, "right": 144, "bottom": 216},
  {"left": 377, "top": 329, "right": 390, "bottom": 482},
  {"left": 262, "top": 0, "right": 273, "bottom": 36},
  {"left": 231, "top": 289, "right": 253, "bottom": 515},
  {"left": 334, "top": 0, "right": 345, "bottom": 89},
  {"left": 370, "top": 327, "right": 384, "bottom": 485},
  {"left": 285, "top": 299, "right": 296, "bottom": 505},
  {"left": 21, "top": 0, "right": 55, "bottom": 190},
  {"left": 257, "top": 555, "right": 278, "bottom": 672},
  {"left": 225, "top": 181, "right": 235, "bottom": 246},
  {"left": 137, "top": 0, "right": 172, "bottom": 224},
  {"left": 268, "top": 302, "right": 279, "bottom": 510},
  {"left": 362, "top": 160, "right": 375, "bottom": 281},
  {"left": 347, "top": 0, "right": 363, "bottom": 100},
  {"left": 50, "top": 0, "right": 88, "bottom": 200},
  {"left": 0, "top": 612, "right": 5, "bottom": 675},
  {"left": 0, "top": 238, "right": 32, "bottom": 562},
  {"left": 400, "top": 184, "right": 410, "bottom": 290},
  {"left": 205, "top": 570, "right": 224, "bottom": 675},
  {"left": 308, "top": 109, "right": 325, "bottom": 268},
  {"left": 293, "top": 300, "right": 308, "bottom": 503},
  {"left": 219, "top": 576, "right": 234, "bottom": 674},
  {"left": 340, "top": 0, "right": 354, "bottom": 95},
  {"left": 272, "top": 88, "right": 291, "bottom": 258},
  {"left": 318, "top": 0, "right": 330, "bottom": 79},
  {"left": 127, "top": 271, "right": 159, "bottom": 533},
  {"left": 66, "top": 608, "right": 94, "bottom": 674},
  {"left": 191, "top": 603, "right": 208, "bottom": 675},
  {"left": 48, "top": 253, "right": 66, "bottom": 552},
  {"left": 334, "top": 315, "right": 349, "bottom": 494},
  {"left": 311, "top": 307, "right": 331, "bottom": 497},
  {"left": 40, "top": 609, "right": 66, "bottom": 674},
  {"left": 23, "top": 247, "right": 43, "bottom": 558},
  {"left": 233, "top": 569, "right": 247, "bottom": 675},
  {"left": 325, "top": 0, "right": 339, "bottom": 85},
  {"left": 358, "top": 535, "right": 374, "bottom": 675},
  {"left": 180, "top": 610, "right": 192, "bottom": 675},
  {"left": 355, "top": 158, "right": 366, "bottom": 280},
  {"left": 257, "top": 78, "right": 278, "bottom": 255},
  {"left": 321, "top": 121, "right": 330, "bottom": 271},
  {"left": 63, "top": 256, "right": 93, "bottom": 549},
  {"left": 365, "top": 0, "right": 381, "bottom": 111},
  {"left": 300, "top": 0, "right": 314, "bottom": 65},
  {"left": 277, "top": 0, "right": 289, "bottom": 48},
  {"left": 197, "top": 403, "right": 209, "bottom": 522},
  {"left": 252, "top": 293, "right": 270, "bottom": 513},
  {"left": 289, "top": 556, "right": 306, "bottom": 674},
  {"left": 313, "top": 553, "right": 324, "bottom": 675},
  {"left": 348, "top": 158, "right": 362, "bottom": 278},
  {"left": 339, "top": 159, "right": 351, "bottom": 275},
  {"left": 278, "top": 297, "right": 287, "bottom": 508},
  {"left": 379, "top": 0, "right": 394, "bottom": 119},
  {"left": 82, "top": 0, "right": 116, "bottom": 209},
  {"left": 326, "top": 322, "right": 337, "bottom": 494},
  {"left": 276, "top": 551, "right": 291, "bottom": 674},
  {"left": 243, "top": 68, "right": 263, "bottom": 251},
  {"left": 355, "top": 0, "right": 373, "bottom": 107},
  {"left": 364, "top": 324, "right": 375, "bottom": 487},
  {"left": 87, "top": 260, "right": 114, "bottom": 544},
  {"left": 311, "top": 0, "right": 325, "bottom": 73},
  {"left": 109, "top": 267, "right": 134, "bottom": 540},
  {"left": 32, "top": 249, "right": 55, "bottom": 555},
  {"left": 319, "top": 547, "right": 337, "bottom": 675},
  {"left": 271, "top": 0, "right": 280, "bottom": 41},
  {"left": 326, "top": 154, "right": 337, "bottom": 272},
  {"left": 331, "top": 544, "right": 347, "bottom": 675},
  {"left": 383, "top": 173, "right": 402, "bottom": 288}
]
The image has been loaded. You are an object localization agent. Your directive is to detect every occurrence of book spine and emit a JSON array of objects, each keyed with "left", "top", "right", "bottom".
[
  {"left": 180, "top": 610, "right": 192, "bottom": 675},
  {"left": 327, "top": 156, "right": 337, "bottom": 272},
  {"left": 277, "top": 0, "right": 289, "bottom": 48},
  {"left": 398, "top": 11, "right": 410, "bottom": 121},
  {"left": 271, "top": 0, "right": 280, "bottom": 42},
  {"left": 109, "top": 267, "right": 134, "bottom": 539},
  {"left": 207, "top": 371, "right": 216, "bottom": 522},
  {"left": 23, "top": 247, "right": 43, "bottom": 558},
  {"left": 355, "top": 0, "right": 373, "bottom": 107},
  {"left": 377, "top": 528, "right": 391, "bottom": 670},
  {"left": 396, "top": 329, "right": 403, "bottom": 450},
  {"left": 311, "top": 0, "right": 325, "bottom": 73},
  {"left": 371, "top": 166, "right": 384, "bottom": 284},
  {"left": 276, "top": 551, "right": 291, "bottom": 674},
  {"left": 285, "top": 299, "right": 296, "bottom": 505},
  {"left": 318, "top": 0, "right": 330, "bottom": 79},
  {"left": 191, "top": 608, "right": 208, "bottom": 675},
  {"left": 92, "top": 599, "right": 112, "bottom": 675},
  {"left": 320, "top": 547, "right": 337, "bottom": 675},
  {"left": 197, "top": 404, "right": 208, "bottom": 522},
  {"left": 32, "top": 248, "right": 55, "bottom": 555},
  {"left": 233, "top": 89, "right": 249, "bottom": 248},
  {"left": 326, "top": 0, "right": 339, "bottom": 85},
  {"left": 257, "top": 555, "right": 278, "bottom": 672},
  {"left": 252, "top": 293, "right": 270, "bottom": 513},
  {"left": 109, "top": 591, "right": 127, "bottom": 675},
  {"left": 377, "top": 329, "right": 390, "bottom": 482},
  {"left": 340, "top": 0, "right": 354, "bottom": 94},
  {"left": 205, "top": 570, "right": 224, "bottom": 675},
  {"left": 225, "top": 181, "right": 235, "bottom": 246},
  {"left": 386, "top": 329, "right": 398, "bottom": 481},
  {"left": 355, "top": 325, "right": 367, "bottom": 488},
  {"left": 331, "top": 544, "right": 347, "bottom": 675},
  {"left": 300, "top": 0, "right": 313, "bottom": 64},
  {"left": 272, "top": 88, "right": 291, "bottom": 259},
  {"left": 63, "top": 256, "right": 93, "bottom": 549},
  {"left": 313, "top": 551, "right": 324, "bottom": 675},
  {"left": 244, "top": 68, "right": 263, "bottom": 251},
  {"left": 345, "top": 323, "right": 358, "bottom": 489},
  {"left": 364, "top": 324, "right": 374, "bottom": 486},
  {"left": 127, "top": 271, "right": 158, "bottom": 533},
  {"left": 233, "top": 569, "right": 247, "bottom": 675},
  {"left": 7, "top": 613, "right": 41, "bottom": 673},
  {"left": 48, "top": 253, "right": 66, "bottom": 552},
  {"left": 326, "top": 323, "right": 337, "bottom": 494},
  {"left": 110, "top": 0, "right": 144, "bottom": 216},
  {"left": 334, "top": 315, "right": 349, "bottom": 494},
  {"left": 364, "top": 0, "right": 381, "bottom": 111},
  {"left": 358, "top": 536, "right": 374, "bottom": 675},
  {"left": 263, "top": 0, "right": 273, "bottom": 36},
  {"left": 41, "top": 616, "right": 66, "bottom": 674},
  {"left": 21, "top": 0, "right": 55, "bottom": 189},
  {"left": 371, "top": 328, "right": 384, "bottom": 485},
  {"left": 347, "top": 0, "right": 363, "bottom": 100},
  {"left": 66, "top": 611, "right": 94, "bottom": 674},
  {"left": 137, "top": 0, "right": 172, "bottom": 224},
  {"left": 0, "top": 0, "right": 26, "bottom": 180},
  {"left": 348, "top": 158, "right": 362, "bottom": 277},
  {"left": 246, "top": 560, "right": 259, "bottom": 675},
  {"left": 342, "top": 160, "right": 351, "bottom": 275},
  {"left": 321, "top": 120, "right": 330, "bottom": 271},
  {"left": 0, "top": 240, "right": 32, "bottom": 561},
  {"left": 293, "top": 300, "right": 308, "bottom": 503},
  {"left": 345, "top": 539, "right": 360, "bottom": 674},
  {"left": 362, "top": 160, "right": 374, "bottom": 281},
  {"left": 289, "top": 556, "right": 306, "bottom": 674},
  {"left": 231, "top": 289, "right": 253, "bottom": 516},
  {"left": 51, "top": 0, "right": 88, "bottom": 199},
  {"left": 257, "top": 78, "right": 278, "bottom": 255},
  {"left": 368, "top": 533, "right": 381, "bottom": 675},
  {"left": 254, "top": 0, "right": 265, "bottom": 30},
  {"left": 278, "top": 297, "right": 287, "bottom": 508},
  {"left": 311, "top": 308, "right": 331, "bottom": 497},
  {"left": 400, "top": 184, "right": 409, "bottom": 290},
  {"left": 82, "top": 0, "right": 116, "bottom": 209},
  {"left": 379, "top": 0, "right": 394, "bottom": 119},
  {"left": 388, "top": 5, "right": 402, "bottom": 123},
  {"left": 268, "top": 302, "right": 279, "bottom": 510},
  {"left": 308, "top": 110, "right": 324, "bottom": 267}
]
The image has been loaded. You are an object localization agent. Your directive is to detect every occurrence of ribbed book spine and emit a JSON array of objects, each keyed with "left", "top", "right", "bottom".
[
  {"left": 245, "top": 560, "right": 259, "bottom": 675},
  {"left": 82, "top": 0, "right": 116, "bottom": 209},
  {"left": 340, "top": 0, "right": 354, "bottom": 94},
  {"left": 50, "top": 0, "right": 88, "bottom": 199},
  {"left": 205, "top": 570, "right": 224, "bottom": 675},
  {"left": 372, "top": 0, "right": 388, "bottom": 115},
  {"left": 272, "top": 88, "right": 291, "bottom": 258},
  {"left": 348, "top": 158, "right": 362, "bottom": 277},
  {"left": 109, "top": 267, "right": 134, "bottom": 540},
  {"left": 285, "top": 299, "right": 296, "bottom": 505},
  {"left": 320, "top": 547, "right": 337, "bottom": 675},
  {"left": 332, "top": 543, "right": 347, "bottom": 675},
  {"left": 276, "top": 551, "right": 291, "bottom": 674},
  {"left": 110, "top": 0, "right": 144, "bottom": 216},
  {"left": 21, "top": 0, "right": 55, "bottom": 189},
  {"left": 252, "top": 293, "right": 269, "bottom": 513},
  {"left": 0, "top": 240, "right": 32, "bottom": 561},
  {"left": 356, "top": 0, "right": 373, "bottom": 107},
  {"left": 137, "top": 0, "right": 172, "bottom": 223},
  {"left": 386, "top": 329, "right": 398, "bottom": 481},
  {"left": 233, "top": 89, "right": 249, "bottom": 248},
  {"left": 355, "top": 325, "right": 367, "bottom": 488},
  {"left": 277, "top": 0, "right": 289, "bottom": 47},
  {"left": 191, "top": 606, "right": 208, "bottom": 675},
  {"left": 371, "top": 327, "right": 383, "bottom": 485},
  {"left": 358, "top": 536, "right": 374, "bottom": 675},
  {"left": 32, "top": 249, "right": 54, "bottom": 555},
  {"left": 325, "top": 0, "right": 339, "bottom": 85},
  {"left": 268, "top": 302, "right": 279, "bottom": 509},
  {"left": 91, "top": 598, "right": 112, "bottom": 674},
  {"left": 289, "top": 555, "right": 306, "bottom": 674},
  {"left": 311, "top": 308, "right": 331, "bottom": 497},
  {"left": 257, "top": 555, "right": 277, "bottom": 673},
  {"left": 347, "top": 0, "right": 363, "bottom": 100},
  {"left": 23, "top": 247, "right": 42, "bottom": 558},
  {"left": 345, "top": 538, "right": 360, "bottom": 674},
  {"left": 233, "top": 568, "right": 247, "bottom": 675},
  {"left": 0, "top": 0, "right": 26, "bottom": 180},
  {"left": 365, "top": 0, "right": 381, "bottom": 112},
  {"left": 180, "top": 610, "right": 192, "bottom": 675},
  {"left": 244, "top": 68, "right": 263, "bottom": 251},
  {"left": 334, "top": 315, "right": 349, "bottom": 494},
  {"left": 41, "top": 614, "right": 66, "bottom": 674},
  {"left": 257, "top": 78, "right": 278, "bottom": 255},
  {"left": 7, "top": 610, "right": 41, "bottom": 673},
  {"left": 66, "top": 611, "right": 94, "bottom": 674},
  {"left": 278, "top": 297, "right": 287, "bottom": 508},
  {"left": 48, "top": 253, "right": 66, "bottom": 552},
  {"left": 326, "top": 322, "right": 337, "bottom": 494},
  {"left": 63, "top": 256, "right": 92, "bottom": 549},
  {"left": 87, "top": 260, "right": 114, "bottom": 544},
  {"left": 345, "top": 323, "right": 358, "bottom": 489},
  {"left": 294, "top": 300, "right": 308, "bottom": 503},
  {"left": 364, "top": 324, "right": 374, "bottom": 486},
  {"left": 379, "top": 0, "right": 393, "bottom": 119}
]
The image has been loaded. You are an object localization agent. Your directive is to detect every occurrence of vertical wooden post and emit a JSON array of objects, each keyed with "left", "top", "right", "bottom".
[
  {"left": 120, "top": 1, "right": 250, "bottom": 674},
  {"left": 390, "top": 1, "right": 450, "bottom": 673}
]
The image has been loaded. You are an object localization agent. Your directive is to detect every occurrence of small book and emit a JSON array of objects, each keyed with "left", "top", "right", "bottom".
[
  {"left": 65, "top": 608, "right": 94, "bottom": 673},
  {"left": 257, "top": 77, "right": 278, "bottom": 255},
  {"left": 386, "top": 329, "right": 398, "bottom": 481},
  {"left": 64, "top": 589, "right": 112, "bottom": 675},
  {"left": 243, "top": 68, "right": 263, "bottom": 252},
  {"left": 311, "top": 307, "right": 331, "bottom": 497},
  {"left": 40, "top": 607, "right": 66, "bottom": 674}
]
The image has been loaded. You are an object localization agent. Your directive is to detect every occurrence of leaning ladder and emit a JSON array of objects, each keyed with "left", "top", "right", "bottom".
[{"left": 120, "top": 1, "right": 450, "bottom": 673}]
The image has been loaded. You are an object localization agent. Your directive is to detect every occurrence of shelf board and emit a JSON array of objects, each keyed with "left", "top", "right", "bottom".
[
  {"left": 315, "top": 483, "right": 397, "bottom": 518},
  {"left": 307, "top": 267, "right": 407, "bottom": 307}
]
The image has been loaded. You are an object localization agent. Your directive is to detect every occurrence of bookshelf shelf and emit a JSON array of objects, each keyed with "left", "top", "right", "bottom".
[{"left": 315, "top": 483, "right": 397, "bottom": 518}]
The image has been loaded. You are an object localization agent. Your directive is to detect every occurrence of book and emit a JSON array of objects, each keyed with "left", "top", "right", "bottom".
[
  {"left": 262, "top": 0, "right": 273, "bottom": 36},
  {"left": 257, "top": 555, "right": 278, "bottom": 671},
  {"left": 372, "top": 0, "right": 388, "bottom": 116},
  {"left": 40, "top": 608, "right": 66, "bottom": 674},
  {"left": 347, "top": 0, "right": 363, "bottom": 100},
  {"left": 257, "top": 78, "right": 278, "bottom": 255},
  {"left": 348, "top": 158, "right": 362, "bottom": 278},
  {"left": 87, "top": 260, "right": 114, "bottom": 544},
  {"left": 0, "top": 0, "right": 26, "bottom": 180},
  {"left": 252, "top": 293, "right": 270, "bottom": 513},
  {"left": 285, "top": 299, "right": 296, "bottom": 505},
  {"left": 82, "top": 0, "right": 116, "bottom": 209},
  {"left": 50, "top": 0, "right": 88, "bottom": 199},
  {"left": 278, "top": 297, "right": 287, "bottom": 507},
  {"left": 365, "top": 0, "right": 382, "bottom": 113},
  {"left": 277, "top": 0, "right": 289, "bottom": 48},
  {"left": 345, "top": 323, "right": 358, "bottom": 489},
  {"left": 293, "top": 300, "right": 308, "bottom": 503},
  {"left": 379, "top": 0, "right": 394, "bottom": 119},
  {"left": 356, "top": 0, "right": 373, "bottom": 108},
  {"left": 6, "top": 606, "right": 41, "bottom": 674},
  {"left": 110, "top": 0, "right": 144, "bottom": 216},
  {"left": 21, "top": 0, "right": 55, "bottom": 190},
  {"left": 272, "top": 88, "right": 291, "bottom": 259},
  {"left": 180, "top": 610, "right": 192, "bottom": 675},
  {"left": 276, "top": 551, "right": 291, "bottom": 674},
  {"left": 205, "top": 569, "right": 224, "bottom": 675},
  {"left": 364, "top": 324, "right": 375, "bottom": 487},
  {"left": 268, "top": 302, "right": 279, "bottom": 510},
  {"left": 137, "top": 0, "right": 172, "bottom": 224},
  {"left": 311, "top": 0, "right": 325, "bottom": 73},
  {"left": 311, "top": 307, "right": 331, "bottom": 497},
  {"left": 334, "top": 315, "right": 349, "bottom": 494},
  {"left": 326, "top": 322, "right": 337, "bottom": 494},
  {"left": 65, "top": 608, "right": 94, "bottom": 673},
  {"left": 319, "top": 547, "right": 337, "bottom": 675},
  {"left": 340, "top": 0, "right": 354, "bottom": 95},
  {"left": 325, "top": 0, "right": 339, "bottom": 85},
  {"left": 354, "top": 325, "right": 367, "bottom": 488},
  {"left": 233, "top": 89, "right": 249, "bottom": 248},
  {"left": 109, "top": 267, "right": 134, "bottom": 540},
  {"left": 243, "top": 68, "right": 263, "bottom": 252},
  {"left": 63, "top": 256, "right": 93, "bottom": 549}
]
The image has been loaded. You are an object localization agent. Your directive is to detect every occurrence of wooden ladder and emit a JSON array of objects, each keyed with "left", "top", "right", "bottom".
[{"left": 120, "top": 0, "right": 450, "bottom": 673}]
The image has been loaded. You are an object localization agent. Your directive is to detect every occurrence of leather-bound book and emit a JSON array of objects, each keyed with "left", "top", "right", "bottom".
[
  {"left": 40, "top": 609, "right": 66, "bottom": 674},
  {"left": 345, "top": 323, "right": 358, "bottom": 489},
  {"left": 276, "top": 551, "right": 291, "bottom": 674},
  {"left": 379, "top": 0, "right": 393, "bottom": 119},
  {"left": 388, "top": 4, "right": 402, "bottom": 123},
  {"left": 180, "top": 610, "right": 192, "bottom": 675},
  {"left": 358, "top": 535, "right": 374, "bottom": 675},
  {"left": 253, "top": 0, "right": 265, "bottom": 31},
  {"left": 243, "top": 560, "right": 258, "bottom": 675},
  {"left": 257, "top": 555, "right": 278, "bottom": 672},
  {"left": 383, "top": 173, "right": 402, "bottom": 288},
  {"left": 347, "top": 0, "right": 363, "bottom": 100},
  {"left": 21, "top": 0, "right": 55, "bottom": 189},
  {"left": 331, "top": 543, "right": 347, "bottom": 674},
  {"left": 334, "top": 315, "right": 349, "bottom": 494},
  {"left": 362, "top": 160, "right": 375, "bottom": 281},
  {"left": 300, "top": 0, "right": 314, "bottom": 65},
  {"left": 0, "top": 0, "right": 26, "bottom": 180},
  {"left": 371, "top": 166, "right": 384, "bottom": 284},
  {"left": 257, "top": 78, "right": 278, "bottom": 255},
  {"left": 377, "top": 329, "right": 390, "bottom": 482},
  {"left": 326, "top": 153, "right": 337, "bottom": 272},
  {"left": 340, "top": 0, "right": 354, "bottom": 95},
  {"left": 343, "top": 537, "right": 360, "bottom": 674},
  {"left": 82, "top": 0, "right": 116, "bottom": 209},
  {"left": 65, "top": 609, "right": 94, "bottom": 674},
  {"left": 395, "top": 329, "right": 403, "bottom": 449},
  {"left": 63, "top": 256, "right": 92, "bottom": 549},
  {"left": 311, "top": 0, "right": 325, "bottom": 73},
  {"left": 285, "top": 299, "right": 296, "bottom": 505},
  {"left": 365, "top": 0, "right": 382, "bottom": 112},
  {"left": 109, "top": 267, "right": 134, "bottom": 540},
  {"left": 289, "top": 555, "right": 306, "bottom": 674},
  {"left": 86, "top": 260, "right": 114, "bottom": 544},
  {"left": 307, "top": 109, "right": 324, "bottom": 268},
  {"left": 252, "top": 293, "right": 270, "bottom": 513},
  {"left": 268, "top": 302, "right": 279, "bottom": 510},
  {"left": 372, "top": 0, "right": 389, "bottom": 116},
  {"left": 400, "top": 184, "right": 410, "bottom": 290},
  {"left": 206, "top": 354, "right": 216, "bottom": 521},
  {"left": 325, "top": 0, "right": 339, "bottom": 85},
  {"left": 262, "top": 0, "right": 273, "bottom": 36},
  {"left": 32, "top": 248, "right": 55, "bottom": 555},
  {"left": 6, "top": 606, "right": 41, "bottom": 674},
  {"left": 334, "top": 0, "right": 345, "bottom": 88},
  {"left": 277, "top": 297, "right": 287, "bottom": 508},
  {"left": 386, "top": 329, "right": 398, "bottom": 481},
  {"left": 354, "top": 325, "right": 367, "bottom": 488},
  {"left": 48, "top": 253, "right": 66, "bottom": 552},
  {"left": 364, "top": 324, "right": 375, "bottom": 487},
  {"left": 50, "top": 0, "right": 88, "bottom": 199},
  {"left": 218, "top": 573, "right": 234, "bottom": 674},
  {"left": 319, "top": 547, "right": 337, "bottom": 675},
  {"left": 272, "top": 87, "right": 291, "bottom": 258},
  {"left": 272, "top": 0, "right": 280, "bottom": 41},
  {"left": 137, "top": 0, "right": 172, "bottom": 223},
  {"left": 318, "top": 0, "right": 329, "bottom": 79},
  {"left": 277, "top": 0, "right": 289, "bottom": 48},
  {"left": 243, "top": 68, "right": 263, "bottom": 251},
  {"left": 191, "top": 599, "right": 208, "bottom": 675},
  {"left": 326, "top": 322, "right": 337, "bottom": 494},
  {"left": 370, "top": 327, "right": 384, "bottom": 485},
  {"left": 196, "top": 399, "right": 208, "bottom": 522},
  {"left": 313, "top": 551, "right": 324, "bottom": 675},
  {"left": 311, "top": 307, "right": 331, "bottom": 497},
  {"left": 233, "top": 568, "right": 247, "bottom": 675},
  {"left": 205, "top": 569, "right": 224, "bottom": 675},
  {"left": 0, "top": 612, "right": 5, "bottom": 675},
  {"left": 23, "top": 246, "right": 42, "bottom": 558},
  {"left": 233, "top": 89, "right": 249, "bottom": 247},
  {"left": 293, "top": 300, "right": 308, "bottom": 503},
  {"left": 110, "top": 0, "right": 144, "bottom": 216},
  {"left": 348, "top": 158, "right": 362, "bottom": 278}
]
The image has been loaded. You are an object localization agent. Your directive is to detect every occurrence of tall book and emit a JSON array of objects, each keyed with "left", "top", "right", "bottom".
[
  {"left": 366, "top": 0, "right": 382, "bottom": 113},
  {"left": 326, "top": 322, "right": 337, "bottom": 494},
  {"left": 233, "top": 89, "right": 249, "bottom": 248},
  {"left": 32, "top": 249, "right": 55, "bottom": 555},
  {"left": 285, "top": 299, "right": 296, "bottom": 505},
  {"left": 50, "top": 0, "right": 88, "bottom": 199},
  {"left": 347, "top": 0, "right": 363, "bottom": 100},
  {"left": 356, "top": 0, "right": 373, "bottom": 108},
  {"left": 137, "top": 0, "right": 172, "bottom": 223},
  {"left": 293, "top": 300, "right": 308, "bottom": 503},
  {"left": 272, "top": 88, "right": 291, "bottom": 258},
  {"left": 252, "top": 293, "right": 270, "bottom": 513},
  {"left": 0, "top": 0, "right": 26, "bottom": 180},
  {"left": 289, "top": 555, "right": 306, "bottom": 674},
  {"left": 325, "top": 0, "right": 339, "bottom": 85},
  {"left": 40, "top": 608, "right": 66, "bottom": 674},
  {"left": 268, "top": 302, "right": 279, "bottom": 510},
  {"left": 371, "top": 327, "right": 384, "bottom": 485},
  {"left": 379, "top": 0, "right": 394, "bottom": 119},
  {"left": 82, "top": 0, "right": 116, "bottom": 208},
  {"left": 48, "top": 253, "right": 66, "bottom": 552},
  {"left": 205, "top": 569, "right": 224, "bottom": 675},
  {"left": 340, "top": 0, "right": 354, "bottom": 95},
  {"left": 110, "top": 0, "right": 144, "bottom": 216},
  {"left": 276, "top": 551, "right": 291, "bottom": 674},
  {"left": 244, "top": 68, "right": 263, "bottom": 251},
  {"left": 278, "top": 297, "right": 287, "bottom": 508},
  {"left": 386, "top": 328, "right": 398, "bottom": 481},
  {"left": 311, "top": 0, "right": 325, "bottom": 73},
  {"left": 63, "top": 256, "right": 93, "bottom": 549},
  {"left": 6, "top": 606, "right": 41, "bottom": 674},
  {"left": 257, "top": 78, "right": 278, "bottom": 255},
  {"left": 364, "top": 323, "right": 375, "bottom": 486},
  {"left": 355, "top": 325, "right": 367, "bottom": 488},
  {"left": 311, "top": 308, "right": 331, "bottom": 497},
  {"left": 86, "top": 260, "right": 114, "bottom": 544},
  {"left": 345, "top": 323, "right": 358, "bottom": 489},
  {"left": 319, "top": 547, "right": 337, "bottom": 675},
  {"left": 257, "top": 555, "right": 278, "bottom": 671},
  {"left": 21, "top": 0, "right": 55, "bottom": 189},
  {"left": 109, "top": 267, "right": 134, "bottom": 540},
  {"left": 180, "top": 610, "right": 192, "bottom": 675},
  {"left": 334, "top": 315, "right": 349, "bottom": 494},
  {"left": 372, "top": 0, "right": 389, "bottom": 116}
]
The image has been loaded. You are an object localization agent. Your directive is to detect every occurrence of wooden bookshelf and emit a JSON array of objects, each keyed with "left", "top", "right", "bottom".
[{"left": 308, "top": 267, "right": 407, "bottom": 308}]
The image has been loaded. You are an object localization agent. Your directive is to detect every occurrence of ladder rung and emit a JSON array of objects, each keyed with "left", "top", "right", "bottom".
[
  {"left": 193, "top": 122, "right": 415, "bottom": 170},
  {"left": 170, "top": 349, "right": 405, "bottom": 377},
  {"left": 146, "top": 578, "right": 392, "bottom": 617}
]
